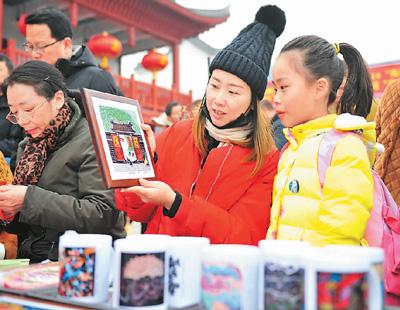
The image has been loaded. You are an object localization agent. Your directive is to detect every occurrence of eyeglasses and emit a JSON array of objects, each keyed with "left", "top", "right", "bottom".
[
  {"left": 22, "top": 39, "right": 62, "bottom": 54},
  {"left": 7, "top": 97, "right": 49, "bottom": 124}
]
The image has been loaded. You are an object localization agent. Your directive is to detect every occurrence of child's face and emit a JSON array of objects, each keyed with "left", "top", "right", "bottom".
[
  {"left": 272, "top": 52, "right": 328, "bottom": 128},
  {"left": 206, "top": 69, "right": 252, "bottom": 127}
]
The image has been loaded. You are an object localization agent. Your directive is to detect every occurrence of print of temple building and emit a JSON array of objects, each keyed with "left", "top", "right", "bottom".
[{"left": 105, "top": 120, "right": 147, "bottom": 165}]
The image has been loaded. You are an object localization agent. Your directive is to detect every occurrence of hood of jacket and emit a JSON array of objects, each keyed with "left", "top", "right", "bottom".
[
  {"left": 55, "top": 45, "right": 98, "bottom": 78},
  {"left": 332, "top": 113, "right": 381, "bottom": 166},
  {"left": 284, "top": 113, "right": 379, "bottom": 168},
  {"left": 151, "top": 112, "right": 173, "bottom": 127}
]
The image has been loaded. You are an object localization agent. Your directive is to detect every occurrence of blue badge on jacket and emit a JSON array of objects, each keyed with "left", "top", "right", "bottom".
[{"left": 289, "top": 179, "right": 299, "bottom": 194}]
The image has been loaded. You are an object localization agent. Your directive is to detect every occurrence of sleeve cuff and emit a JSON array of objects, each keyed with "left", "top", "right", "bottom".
[
  {"left": 163, "top": 191, "right": 182, "bottom": 218},
  {"left": 0, "top": 210, "right": 14, "bottom": 222},
  {"left": 0, "top": 243, "right": 5, "bottom": 260}
]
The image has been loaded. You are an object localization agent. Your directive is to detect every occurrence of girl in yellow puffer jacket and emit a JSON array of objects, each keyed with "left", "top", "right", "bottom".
[{"left": 267, "top": 35, "right": 377, "bottom": 246}]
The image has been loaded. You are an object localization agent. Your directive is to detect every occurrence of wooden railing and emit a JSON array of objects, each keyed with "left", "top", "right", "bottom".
[
  {"left": 112, "top": 74, "right": 193, "bottom": 123},
  {"left": 1, "top": 39, "right": 193, "bottom": 124},
  {"left": 1, "top": 39, "right": 31, "bottom": 67}
]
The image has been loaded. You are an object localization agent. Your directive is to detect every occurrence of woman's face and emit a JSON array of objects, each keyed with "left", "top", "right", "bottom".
[
  {"left": 272, "top": 52, "right": 329, "bottom": 128},
  {"left": 206, "top": 69, "right": 252, "bottom": 127},
  {"left": 7, "top": 83, "right": 64, "bottom": 138}
]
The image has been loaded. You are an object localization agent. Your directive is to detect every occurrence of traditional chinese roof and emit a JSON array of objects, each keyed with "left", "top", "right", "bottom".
[
  {"left": 111, "top": 121, "right": 136, "bottom": 134},
  {"left": 52, "top": 0, "right": 229, "bottom": 55},
  {"left": 4, "top": 0, "right": 228, "bottom": 55}
]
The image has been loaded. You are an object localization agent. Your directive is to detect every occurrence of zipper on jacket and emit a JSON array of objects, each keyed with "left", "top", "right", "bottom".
[
  {"left": 190, "top": 167, "right": 203, "bottom": 198},
  {"left": 205, "top": 145, "right": 233, "bottom": 200},
  {"left": 49, "top": 241, "right": 56, "bottom": 254},
  {"left": 190, "top": 145, "right": 234, "bottom": 200}
]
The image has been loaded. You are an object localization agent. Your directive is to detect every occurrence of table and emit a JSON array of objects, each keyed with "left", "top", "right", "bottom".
[{"left": 0, "top": 285, "right": 200, "bottom": 310}]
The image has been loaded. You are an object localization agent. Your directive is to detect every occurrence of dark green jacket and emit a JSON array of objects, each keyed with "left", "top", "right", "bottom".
[{"left": 9, "top": 99, "right": 126, "bottom": 263}]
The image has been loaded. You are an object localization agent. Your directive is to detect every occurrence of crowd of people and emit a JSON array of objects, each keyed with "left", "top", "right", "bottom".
[{"left": 0, "top": 2, "right": 399, "bottom": 305}]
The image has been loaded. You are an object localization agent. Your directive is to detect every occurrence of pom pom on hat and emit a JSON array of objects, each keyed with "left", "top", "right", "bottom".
[
  {"left": 255, "top": 5, "right": 286, "bottom": 38},
  {"left": 209, "top": 5, "right": 286, "bottom": 100}
]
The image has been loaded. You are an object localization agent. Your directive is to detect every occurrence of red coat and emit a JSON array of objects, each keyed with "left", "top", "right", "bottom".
[{"left": 116, "top": 120, "right": 279, "bottom": 245}]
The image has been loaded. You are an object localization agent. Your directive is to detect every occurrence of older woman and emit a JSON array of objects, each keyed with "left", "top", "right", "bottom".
[{"left": 0, "top": 60, "right": 126, "bottom": 263}]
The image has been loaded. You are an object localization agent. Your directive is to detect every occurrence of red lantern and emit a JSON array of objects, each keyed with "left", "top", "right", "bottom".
[
  {"left": 87, "top": 31, "right": 122, "bottom": 69},
  {"left": 18, "top": 13, "right": 27, "bottom": 37},
  {"left": 141, "top": 49, "right": 168, "bottom": 80}
]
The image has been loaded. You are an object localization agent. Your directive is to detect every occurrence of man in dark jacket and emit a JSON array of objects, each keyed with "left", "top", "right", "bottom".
[
  {"left": 0, "top": 54, "right": 24, "bottom": 172},
  {"left": 24, "top": 7, "right": 120, "bottom": 105}
]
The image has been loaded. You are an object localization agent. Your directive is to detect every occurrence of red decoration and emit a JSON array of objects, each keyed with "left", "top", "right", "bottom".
[
  {"left": 87, "top": 31, "right": 122, "bottom": 69},
  {"left": 142, "top": 49, "right": 168, "bottom": 80},
  {"left": 369, "top": 62, "right": 400, "bottom": 99},
  {"left": 18, "top": 13, "right": 27, "bottom": 37}
]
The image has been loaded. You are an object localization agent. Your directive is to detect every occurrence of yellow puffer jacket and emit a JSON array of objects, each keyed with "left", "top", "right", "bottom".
[{"left": 267, "top": 114, "right": 376, "bottom": 246}]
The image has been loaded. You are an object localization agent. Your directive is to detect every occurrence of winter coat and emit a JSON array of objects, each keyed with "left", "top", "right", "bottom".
[
  {"left": 56, "top": 45, "right": 120, "bottom": 95},
  {"left": 0, "top": 95, "right": 25, "bottom": 172},
  {"left": 116, "top": 119, "right": 279, "bottom": 245},
  {"left": 374, "top": 78, "right": 400, "bottom": 205},
  {"left": 267, "top": 114, "right": 375, "bottom": 246},
  {"left": 7, "top": 99, "right": 126, "bottom": 263},
  {"left": 271, "top": 113, "right": 288, "bottom": 151}
]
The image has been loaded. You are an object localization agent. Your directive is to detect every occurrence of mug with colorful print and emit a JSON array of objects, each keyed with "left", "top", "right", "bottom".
[
  {"left": 200, "top": 244, "right": 259, "bottom": 310},
  {"left": 258, "top": 239, "right": 311, "bottom": 310},
  {"left": 58, "top": 231, "right": 113, "bottom": 304},
  {"left": 305, "top": 248, "right": 370, "bottom": 310}
]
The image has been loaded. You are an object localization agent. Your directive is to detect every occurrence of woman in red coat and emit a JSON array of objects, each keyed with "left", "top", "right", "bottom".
[{"left": 115, "top": 5, "right": 286, "bottom": 245}]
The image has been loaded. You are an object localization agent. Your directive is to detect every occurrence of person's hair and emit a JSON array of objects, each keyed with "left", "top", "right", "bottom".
[
  {"left": 165, "top": 101, "right": 180, "bottom": 116},
  {"left": 0, "top": 53, "right": 13, "bottom": 73},
  {"left": 192, "top": 91, "right": 274, "bottom": 177},
  {"left": 260, "top": 100, "right": 274, "bottom": 111},
  {"left": 25, "top": 7, "right": 73, "bottom": 40},
  {"left": 192, "top": 99, "right": 202, "bottom": 107},
  {"left": 280, "top": 35, "right": 372, "bottom": 118},
  {"left": 2, "top": 60, "right": 67, "bottom": 99}
]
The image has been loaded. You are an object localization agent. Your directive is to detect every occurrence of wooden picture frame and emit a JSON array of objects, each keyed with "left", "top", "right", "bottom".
[{"left": 80, "top": 88, "right": 156, "bottom": 189}]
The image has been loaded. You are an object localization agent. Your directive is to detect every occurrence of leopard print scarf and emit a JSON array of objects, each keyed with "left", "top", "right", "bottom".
[{"left": 13, "top": 103, "right": 72, "bottom": 186}]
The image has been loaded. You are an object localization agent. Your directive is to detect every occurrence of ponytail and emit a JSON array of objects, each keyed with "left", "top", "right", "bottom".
[{"left": 336, "top": 43, "right": 373, "bottom": 118}]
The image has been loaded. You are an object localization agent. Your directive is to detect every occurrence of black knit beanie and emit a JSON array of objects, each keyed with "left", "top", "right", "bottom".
[{"left": 209, "top": 5, "right": 286, "bottom": 100}]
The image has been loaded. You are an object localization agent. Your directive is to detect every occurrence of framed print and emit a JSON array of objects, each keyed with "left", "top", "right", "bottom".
[{"left": 80, "top": 89, "right": 156, "bottom": 189}]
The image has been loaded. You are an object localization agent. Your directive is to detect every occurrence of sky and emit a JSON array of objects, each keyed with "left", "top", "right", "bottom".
[{"left": 176, "top": 0, "right": 400, "bottom": 66}]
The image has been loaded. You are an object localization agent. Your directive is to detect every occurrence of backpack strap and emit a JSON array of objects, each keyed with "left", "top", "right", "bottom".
[
  {"left": 318, "top": 129, "right": 365, "bottom": 187},
  {"left": 378, "top": 173, "right": 400, "bottom": 234},
  {"left": 379, "top": 180, "right": 400, "bottom": 274},
  {"left": 319, "top": 129, "right": 380, "bottom": 247}
]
